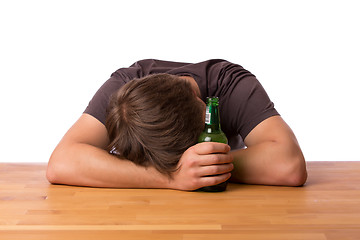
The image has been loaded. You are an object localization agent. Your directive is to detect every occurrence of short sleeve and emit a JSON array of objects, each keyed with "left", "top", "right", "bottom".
[
  {"left": 83, "top": 60, "right": 149, "bottom": 125},
  {"left": 215, "top": 63, "right": 279, "bottom": 140},
  {"left": 83, "top": 76, "right": 126, "bottom": 125}
]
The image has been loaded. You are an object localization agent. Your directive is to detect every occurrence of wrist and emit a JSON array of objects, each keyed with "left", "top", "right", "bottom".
[{"left": 144, "top": 166, "right": 172, "bottom": 189}]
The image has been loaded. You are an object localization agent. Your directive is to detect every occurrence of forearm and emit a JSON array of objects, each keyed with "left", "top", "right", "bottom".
[
  {"left": 47, "top": 143, "right": 169, "bottom": 189},
  {"left": 229, "top": 141, "right": 307, "bottom": 186}
]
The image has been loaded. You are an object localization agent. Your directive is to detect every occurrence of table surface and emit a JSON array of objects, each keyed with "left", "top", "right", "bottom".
[{"left": 0, "top": 161, "right": 359, "bottom": 240}]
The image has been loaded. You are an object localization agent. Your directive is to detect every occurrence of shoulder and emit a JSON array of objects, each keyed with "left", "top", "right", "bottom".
[{"left": 206, "top": 59, "right": 256, "bottom": 97}]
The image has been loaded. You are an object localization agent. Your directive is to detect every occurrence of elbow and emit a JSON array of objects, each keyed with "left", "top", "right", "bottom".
[
  {"left": 46, "top": 155, "right": 59, "bottom": 184},
  {"left": 46, "top": 162, "right": 58, "bottom": 184},
  {"left": 286, "top": 166, "right": 307, "bottom": 187},
  {"left": 46, "top": 150, "right": 67, "bottom": 185},
  {"left": 281, "top": 155, "right": 308, "bottom": 187}
]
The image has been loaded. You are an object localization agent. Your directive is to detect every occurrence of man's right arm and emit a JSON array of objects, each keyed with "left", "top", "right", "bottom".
[
  {"left": 46, "top": 114, "right": 233, "bottom": 190},
  {"left": 46, "top": 113, "right": 170, "bottom": 188}
]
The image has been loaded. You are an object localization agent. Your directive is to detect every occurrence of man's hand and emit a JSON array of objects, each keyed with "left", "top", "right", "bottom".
[{"left": 169, "top": 142, "right": 234, "bottom": 191}]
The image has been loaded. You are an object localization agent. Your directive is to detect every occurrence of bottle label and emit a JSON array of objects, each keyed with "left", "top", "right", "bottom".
[{"left": 205, "top": 106, "right": 211, "bottom": 124}]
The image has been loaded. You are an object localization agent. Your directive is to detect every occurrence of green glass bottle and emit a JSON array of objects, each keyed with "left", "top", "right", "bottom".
[{"left": 198, "top": 97, "right": 229, "bottom": 192}]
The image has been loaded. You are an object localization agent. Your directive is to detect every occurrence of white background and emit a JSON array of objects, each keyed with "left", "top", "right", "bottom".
[{"left": 1, "top": 0, "right": 359, "bottom": 163}]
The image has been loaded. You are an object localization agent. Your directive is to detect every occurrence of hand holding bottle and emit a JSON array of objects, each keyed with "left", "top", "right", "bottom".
[
  {"left": 169, "top": 142, "right": 233, "bottom": 191},
  {"left": 197, "top": 97, "right": 229, "bottom": 192}
]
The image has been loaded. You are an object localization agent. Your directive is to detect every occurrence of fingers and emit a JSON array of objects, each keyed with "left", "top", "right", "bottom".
[
  {"left": 171, "top": 142, "right": 233, "bottom": 191},
  {"left": 193, "top": 142, "right": 231, "bottom": 155},
  {"left": 198, "top": 153, "right": 233, "bottom": 166},
  {"left": 198, "top": 173, "right": 232, "bottom": 188},
  {"left": 188, "top": 142, "right": 234, "bottom": 174},
  {"left": 197, "top": 163, "right": 234, "bottom": 177}
]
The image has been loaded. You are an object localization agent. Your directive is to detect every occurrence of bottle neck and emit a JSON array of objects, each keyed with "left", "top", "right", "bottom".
[{"left": 204, "top": 104, "right": 221, "bottom": 133}]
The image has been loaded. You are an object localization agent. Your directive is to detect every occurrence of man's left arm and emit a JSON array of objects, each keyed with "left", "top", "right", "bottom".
[{"left": 229, "top": 115, "right": 307, "bottom": 186}]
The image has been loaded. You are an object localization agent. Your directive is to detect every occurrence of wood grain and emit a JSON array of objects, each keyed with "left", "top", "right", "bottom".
[{"left": 1, "top": 161, "right": 360, "bottom": 239}]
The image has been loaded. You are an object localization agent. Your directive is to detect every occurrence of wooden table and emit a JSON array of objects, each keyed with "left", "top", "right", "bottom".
[{"left": 0, "top": 162, "right": 359, "bottom": 240}]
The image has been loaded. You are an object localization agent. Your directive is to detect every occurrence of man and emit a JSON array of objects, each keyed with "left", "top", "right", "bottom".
[{"left": 47, "top": 59, "right": 307, "bottom": 190}]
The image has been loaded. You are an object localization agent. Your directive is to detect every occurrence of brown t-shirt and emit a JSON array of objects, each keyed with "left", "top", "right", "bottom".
[{"left": 84, "top": 59, "right": 279, "bottom": 149}]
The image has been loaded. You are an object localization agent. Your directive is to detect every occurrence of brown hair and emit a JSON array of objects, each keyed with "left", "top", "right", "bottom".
[{"left": 105, "top": 73, "right": 204, "bottom": 177}]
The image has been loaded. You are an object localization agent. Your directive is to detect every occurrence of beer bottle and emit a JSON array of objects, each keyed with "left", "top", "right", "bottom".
[{"left": 198, "top": 97, "right": 229, "bottom": 192}]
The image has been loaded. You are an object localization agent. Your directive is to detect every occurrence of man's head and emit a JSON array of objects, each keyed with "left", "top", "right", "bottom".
[{"left": 106, "top": 73, "right": 205, "bottom": 177}]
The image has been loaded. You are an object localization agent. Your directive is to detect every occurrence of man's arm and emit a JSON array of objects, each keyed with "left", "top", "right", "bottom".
[
  {"left": 46, "top": 113, "right": 171, "bottom": 188},
  {"left": 47, "top": 113, "right": 233, "bottom": 190},
  {"left": 229, "top": 115, "right": 307, "bottom": 186}
]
